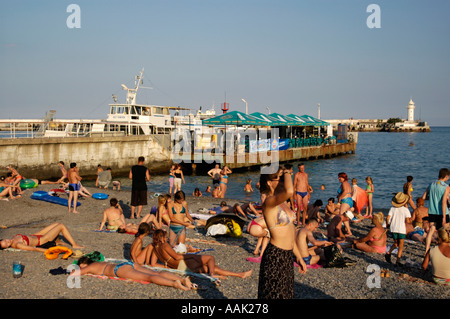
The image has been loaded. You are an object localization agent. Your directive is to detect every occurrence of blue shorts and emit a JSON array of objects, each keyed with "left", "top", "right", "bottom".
[{"left": 68, "top": 183, "right": 81, "bottom": 191}]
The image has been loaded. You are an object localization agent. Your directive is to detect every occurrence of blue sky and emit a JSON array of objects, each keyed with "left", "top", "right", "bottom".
[{"left": 1, "top": 0, "right": 449, "bottom": 125}]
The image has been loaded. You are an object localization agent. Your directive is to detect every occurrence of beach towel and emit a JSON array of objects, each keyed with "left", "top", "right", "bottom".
[{"left": 353, "top": 186, "right": 368, "bottom": 214}]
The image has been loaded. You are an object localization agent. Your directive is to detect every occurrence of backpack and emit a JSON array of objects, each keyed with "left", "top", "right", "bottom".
[{"left": 323, "top": 244, "right": 357, "bottom": 268}]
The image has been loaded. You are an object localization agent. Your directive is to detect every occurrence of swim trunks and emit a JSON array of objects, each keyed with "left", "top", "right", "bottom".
[
  {"left": 296, "top": 191, "right": 308, "bottom": 197},
  {"left": 68, "top": 183, "right": 81, "bottom": 191},
  {"left": 302, "top": 254, "right": 312, "bottom": 265}
]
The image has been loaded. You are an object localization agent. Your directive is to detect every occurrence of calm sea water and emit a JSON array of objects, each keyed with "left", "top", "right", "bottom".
[{"left": 88, "top": 127, "right": 450, "bottom": 210}]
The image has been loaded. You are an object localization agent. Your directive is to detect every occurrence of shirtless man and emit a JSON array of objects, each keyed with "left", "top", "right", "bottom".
[
  {"left": 57, "top": 161, "right": 68, "bottom": 184},
  {"left": 67, "top": 163, "right": 82, "bottom": 214},
  {"left": 293, "top": 163, "right": 310, "bottom": 225},
  {"left": 99, "top": 198, "right": 125, "bottom": 231},
  {"left": 295, "top": 218, "right": 333, "bottom": 266},
  {"left": 207, "top": 163, "right": 222, "bottom": 188}
]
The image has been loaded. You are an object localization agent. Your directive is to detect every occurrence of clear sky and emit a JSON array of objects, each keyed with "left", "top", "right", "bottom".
[{"left": 1, "top": 0, "right": 449, "bottom": 125}]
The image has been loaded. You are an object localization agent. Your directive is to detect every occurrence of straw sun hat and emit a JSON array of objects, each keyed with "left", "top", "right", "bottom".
[{"left": 391, "top": 192, "right": 409, "bottom": 208}]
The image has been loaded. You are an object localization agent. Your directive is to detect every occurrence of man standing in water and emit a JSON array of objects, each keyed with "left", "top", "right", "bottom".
[
  {"left": 207, "top": 163, "right": 222, "bottom": 188},
  {"left": 294, "top": 163, "right": 310, "bottom": 225},
  {"left": 129, "top": 156, "right": 150, "bottom": 219},
  {"left": 67, "top": 163, "right": 82, "bottom": 214}
]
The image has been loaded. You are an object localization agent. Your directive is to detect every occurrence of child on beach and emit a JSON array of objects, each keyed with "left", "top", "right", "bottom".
[
  {"left": 364, "top": 176, "right": 374, "bottom": 218},
  {"left": 193, "top": 188, "right": 202, "bottom": 197},
  {"left": 205, "top": 185, "right": 211, "bottom": 194},
  {"left": 385, "top": 192, "right": 412, "bottom": 266}
]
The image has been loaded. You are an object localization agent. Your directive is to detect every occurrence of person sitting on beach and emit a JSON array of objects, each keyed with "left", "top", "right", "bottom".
[
  {"left": 411, "top": 197, "right": 429, "bottom": 229},
  {"left": 306, "top": 199, "right": 324, "bottom": 223},
  {"left": 324, "top": 198, "right": 338, "bottom": 222},
  {"left": 422, "top": 227, "right": 450, "bottom": 286},
  {"left": 4, "top": 173, "right": 24, "bottom": 198},
  {"left": 130, "top": 223, "right": 153, "bottom": 265},
  {"left": 99, "top": 198, "right": 126, "bottom": 231},
  {"left": 0, "top": 177, "right": 16, "bottom": 201},
  {"left": 156, "top": 195, "right": 171, "bottom": 229},
  {"left": 352, "top": 212, "right": 387, "bottom": 253},
  {"left": 74, "top": 255, "right": 194, "bottom": 291},
  {"left": 247, "top": 216, "right": 270, "bottom": 259},
  {"left": 0, "top": 222, "right": 84, "bottom": 252},
  {"left": 327, "top": 211, "right": 354, "bottom": 244},
  {"left": 112, "top": 180, "right": 121, "bottom": 191},
  {"left": 192, "top": 188, "right": 202, "bottom": 197},
  {"left": 6, "top": 165, "right": 23, "bottom": 188},
  {"left": 97, "top": 167, "right": 112, "bottom": 189},
  {"left": 295, "top": 218, "right": 333, "bottom": 267},
  {"left": 150, "top": 229, "right": 252, "bottom": 280},
  {"left": 167, "top": 191, "right": 195, "bottom": 247},
  {"left": 244, "top": 178, "right": 254, "bottom": 193}
]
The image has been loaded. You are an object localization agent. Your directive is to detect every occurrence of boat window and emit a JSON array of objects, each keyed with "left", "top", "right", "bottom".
[
  {"left": 153, "top": 107, "right": 163, "bottom": 115},
  {"left": 110, "top": 106, "right": 116, "bottom": 114}
]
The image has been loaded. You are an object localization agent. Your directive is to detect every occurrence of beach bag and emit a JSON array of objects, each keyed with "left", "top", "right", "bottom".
[
  {"left": 323, "top": 244, "right": 357, "bottom": 268},
  {"left": 225, "top": 219, "right": 242, "bottom": 238}
]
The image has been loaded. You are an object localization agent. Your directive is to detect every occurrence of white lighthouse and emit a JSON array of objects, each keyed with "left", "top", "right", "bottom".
[{"left": 406, "top": 98, "right": 415, "bottom": 122}]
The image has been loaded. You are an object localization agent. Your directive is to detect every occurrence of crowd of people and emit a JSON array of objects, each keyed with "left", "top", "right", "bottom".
[{"left": 1, "top": 158, "right": 449, "bottom": 296}]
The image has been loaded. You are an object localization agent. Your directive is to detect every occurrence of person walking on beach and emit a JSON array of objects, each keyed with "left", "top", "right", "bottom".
[
  {"left": 129, "top": 156, "right": 150, "bottom": 219},
  {"left": 258, "top": 166, "right": 306, "bottom": 299},
  {"left": 67, "top": 163, "right": 82, "bottom": 214},
  {"left": 422, "top": 168, "right": 450, "bottom": 255},
  {"left": 168, "top": 164, "right": 176, "bottom": 194},
  {"left": 293, "top": 163, "right": 310, "bottom": 225},
  {"left": 385, "top": 192, "right": 412, "bottom": 266},
  {"left": 337, "top": 172, "right": 353, "bottom": 216}
]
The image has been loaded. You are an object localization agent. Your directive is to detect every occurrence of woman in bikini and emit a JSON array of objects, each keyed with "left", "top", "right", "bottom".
[
  {"left": 150, "top": 229, "right": 252, "bottom": 280},
  {"left": 74, "top": 255, "right": 193, "bottom": 291},
  {"left": 403, "top": 175, "right": 417, "bottom": 210},
  {"left": 337, "top": 172, "right": 353, "bottom": 215},
  {"left": 167, "top": 191, "right": 195, "bottom": 247},
  {"left": 352, "top": 212, "right": 387, "bottom": 253},
  {"left": 218, "top": 166, "right": 232, "bottom": 198},
  {"left": 0, "top": 222, "right": 84, "bottom": 252},
  {"left": 258, "top": 166, "right": 307, "bottom": 299},
  {"left": 364, "top": 176, "right": 374, "bottom": 218},
  {"left": 247, "top": 216, "right": 270, "bottom": 259}
]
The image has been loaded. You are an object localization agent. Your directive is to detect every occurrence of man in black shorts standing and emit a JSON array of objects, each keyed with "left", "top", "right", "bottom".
[{"left": 129, "top": 156, "right": 150, "bottom": 219}]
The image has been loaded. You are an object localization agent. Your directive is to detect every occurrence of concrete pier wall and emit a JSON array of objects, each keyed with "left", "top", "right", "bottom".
[{"left": 0, "top": 135, "right": 172, "bottom": 180}]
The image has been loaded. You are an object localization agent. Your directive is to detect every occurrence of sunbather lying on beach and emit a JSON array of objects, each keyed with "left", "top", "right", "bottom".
[
  {"left": 0, "top": 222, "right": 84, "bottom": 252},
  {"left": 150, "top": 229, "right": 252, "bottom": 280},
  {"left": 74, "top": 255, "right": 193, "bottom": 291}
]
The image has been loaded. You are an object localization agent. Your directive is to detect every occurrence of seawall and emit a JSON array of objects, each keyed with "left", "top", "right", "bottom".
[{"left": 0, "top": 135, "right": 172, "bottom": 180}]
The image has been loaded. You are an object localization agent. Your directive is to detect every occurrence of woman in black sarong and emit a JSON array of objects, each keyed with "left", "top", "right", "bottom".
[{"left": 257, "top": 166, "right": 307, "bottom": 299}]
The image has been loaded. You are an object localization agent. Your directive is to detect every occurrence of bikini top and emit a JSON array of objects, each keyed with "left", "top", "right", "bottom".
[
  {"left": 174, "top": 172, "right": 182, "bottom": 178},
  {"left": 17, "top": 234, "right": 29, "bottom": 246},
  {"left": 269, "top": 204, "right": 294, "bottom": 230},
  {"left": 172, "top": 205, "right": 186, "bottom": 215}
]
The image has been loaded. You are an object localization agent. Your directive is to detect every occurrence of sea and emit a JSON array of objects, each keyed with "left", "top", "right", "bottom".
[{"left": 88, "top": 126, "right": 450, "bottom": 211}]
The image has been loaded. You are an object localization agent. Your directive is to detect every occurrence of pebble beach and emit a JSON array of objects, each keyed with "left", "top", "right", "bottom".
[{"left": 0, "top": 184, "right": 448, "bottom": 305}]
